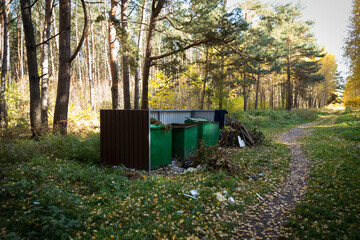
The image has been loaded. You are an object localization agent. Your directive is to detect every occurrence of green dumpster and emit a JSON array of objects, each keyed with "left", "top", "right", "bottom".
[
  {"left": 171, "top": 124, "right": 198, "bottom": 161},
  {"left": 150, "top": 125, "right": 172, "bottom": 169},
  {"left": 184, "top": 118, "right": 220, "bottom": 146}
]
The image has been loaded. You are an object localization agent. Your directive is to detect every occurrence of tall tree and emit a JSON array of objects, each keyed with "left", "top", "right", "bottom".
[
  {"left": 141, "top": 0, "right": 166, "bottom": 109},
  {"left": 0, "top": 0, "right": 8, "bottom": 128},
  {"left": 53, "top": 0, "right": 87, "bottom": 134},
  {"left": 20, "top": 0, "right": 42, "bottom": 137},
  {"left": 134, "top": 0, "right": 147, "bottom": 109},
  {"left": 344, "top": 0, "right": 360, "bottom": 107},
  {"left": 109, "top": 0, "right": 120, "bottom": 109},
  {"left": 41, "top": 0, "right": 53, "bottom": 128},
  {"left": 121, "top": 0, "right": 131, "bottom": 109}
]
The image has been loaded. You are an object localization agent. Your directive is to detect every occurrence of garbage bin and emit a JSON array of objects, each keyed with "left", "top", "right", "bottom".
[
  {"left": 171, "top": 124, "right": 198, "bottom": 161},
  {"left": 150, "top": 125, "right": 172, "bottom": 169},
  {"left": 184, "top": 118, "right": 219, "bottom": 146}
]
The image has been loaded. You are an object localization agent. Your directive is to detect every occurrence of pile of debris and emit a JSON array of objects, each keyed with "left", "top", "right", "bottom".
[
  {"left": 219, "top": 115, "right": 264, "bottom": 147},
  {"left": 150, "top": 118, "right": 171, "bottom": 132}
]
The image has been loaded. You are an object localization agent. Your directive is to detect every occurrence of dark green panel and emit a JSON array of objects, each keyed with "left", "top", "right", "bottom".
[
  {"left": 150, "top": 125, "right": 172, "bottom": 169},
  {"left": 172, "top": 124, "right": 198, "bottom": 161}
]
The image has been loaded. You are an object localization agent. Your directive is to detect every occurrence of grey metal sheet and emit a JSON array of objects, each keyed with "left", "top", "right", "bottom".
[{"left": 192, "top": 110, "right": 216, "bottom": 121}]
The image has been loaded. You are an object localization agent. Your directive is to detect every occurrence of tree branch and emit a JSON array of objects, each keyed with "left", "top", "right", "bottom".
[
  {"left": 150, "top": 38, "right": 215, "bottom": 61},
  {"left": 69, "top": 0, "right": 88, "bottom": 63},
  {"left": 36, "top": 30, "right": 63, "bottom": 48}
]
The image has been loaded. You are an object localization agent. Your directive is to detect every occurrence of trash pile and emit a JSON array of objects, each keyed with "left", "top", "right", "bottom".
[
  {"left": 150, "top": 117, "right": 171, "bottom": 132},
  {"left": 219, "top": 115, "right": 265, "bottom": 147},
  {"left": 189, "top": 142, "right": 240, "bottom": 175}
]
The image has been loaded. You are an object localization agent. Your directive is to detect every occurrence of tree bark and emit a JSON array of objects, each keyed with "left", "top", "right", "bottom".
[
  {"left": 121, "top": 0, "right": 131, "bottom": 109},
  {"left": 0, "top": 0, "right": 8, "bottom": 128},
  {"left": 254, "top": 65, "right": 260, "bottom": 110},
  {"left": 286, "top": 56, "right": 292, "bottom": 110},
  {"left": 141, "top": 0, "right": 166, "bottom": 109},
  {"left": 41, "top": 0, "right": 53, "bottom": 128},
  {"left": 243, "top": 64, "right": 248, "bottom": 111},
  {"left": 218, "top": 55, "right": 224, "bottom": 109},
  {"left": 109, "top": 0, "right": 120, "bottom": 109},
  {"left": 20, "top": 0, "right": 42, "bottom": 137},
  {"left": 53, "top": 0, "right": 87, "bottom": 134},
  {"left": 53, "top": 0, "right": 71, "bottom": 134},
  {"left": 200, "top": 47, "right": 209, "bottom": 110},
  {"left": 134, "top": 0, "right": 147, "bottom": 109}
]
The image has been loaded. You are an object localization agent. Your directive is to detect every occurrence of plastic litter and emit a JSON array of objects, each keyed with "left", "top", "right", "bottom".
[
  {"left": 228, "top": 197, "right": 235, "bottom": 204},
  {"left": 214, "top": 192, "right": 226, "bottom": 202},
  {"left": 237, "top": 136, "right": 246, "bottom": 147},
  {"left": 33, "top": 202, "right": 40, "bottom": 205},
  {"left": 183, "top": 194, "right": 198, "bottom": 200},
  {"left": 190, "top": 190, "right": 199, "bottom": 197},
  {"left": 256, "top": 193, "right": 264, "bottom": 201}
]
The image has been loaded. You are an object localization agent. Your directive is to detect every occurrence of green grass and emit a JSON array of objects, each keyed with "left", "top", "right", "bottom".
[
  {"left": 0, "top": 109, "right": 296, "bottom": 239},
  {"left": 231, "top": 108, "right": 326, "bottom": 139},
  {"left": 285, "top": 109, "right": 360, "bottom": 239}
]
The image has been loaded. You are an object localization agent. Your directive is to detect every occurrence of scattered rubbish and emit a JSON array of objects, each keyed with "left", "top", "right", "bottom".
[
  {"left": 214, "top": 192, "right": 226, "bottom": 202},
  {"left": 182, "top": 160, "right": 193, "bottom": 169},
  {"left": 228, "top": 197, "right": 236, "bottom": 204},
  {"left": 258, "top": 173, "right": 266, "bottom": 177},
  {"left": 33, "top": 202, "right": 40, "bottom": 205},
  {"left": 176, "top": 210, "right": 183, "bottom": 214},
  {"left": 238, "top": 136, "right": 246, "bottom": 147},
  {"left": 219, "top": 115, "right": 265, "bottom": 147},
  {"left": 190, "top": 190, "right": 199, "bottom": 197},
  {"left": 184, "top": 167, "right": 197, "bottom": 173},
  {"left": 256, "top": 193, "right": 264, "bottom": 201},
  {"left": 184, "top": 193, "right": 198, "bottom": 200},
  {"left": 223, "top": 190, "right": 228, "bottom": 197}
]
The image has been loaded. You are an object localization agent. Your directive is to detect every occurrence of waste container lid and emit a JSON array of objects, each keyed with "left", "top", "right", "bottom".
[
  {"left": 150, "top": 124, "right": 163, "bottom": 129},
  {"left": 171, "top": 123, "right": 198, "bottom": 129},
  {"left": 185, "top": 118, "right": 210, "bottom": 123}
]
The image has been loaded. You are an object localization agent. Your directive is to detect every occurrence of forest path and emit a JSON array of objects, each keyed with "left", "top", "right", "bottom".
[{"left": 233, "top": 113, "right": 338, "bottom": 239}]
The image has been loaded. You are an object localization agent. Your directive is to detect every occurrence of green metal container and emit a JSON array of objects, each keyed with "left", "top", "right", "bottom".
[
  {"left": 150, "top": 125, "right": 172, "bottom": 169},
  {"left": 185, "top": 118, "right": 220, "bottom": 146},
  {"left": 171, "top": 124, "right": 198, "bottom": 161}
]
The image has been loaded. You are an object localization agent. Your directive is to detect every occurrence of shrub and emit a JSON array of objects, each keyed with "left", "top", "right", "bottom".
[{"left": 190, "top": 141, "right": 240, "bottom": 175}]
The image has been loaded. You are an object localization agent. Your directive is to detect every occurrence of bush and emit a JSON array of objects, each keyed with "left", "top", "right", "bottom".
[
  {"left": 190, "top": 141, "right": 240, "bottom": 175},
  {"left": 0, "top": 134, "right": 100, "bottom": 165}
]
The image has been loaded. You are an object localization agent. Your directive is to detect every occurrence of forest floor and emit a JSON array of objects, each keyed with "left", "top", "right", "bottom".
[{"left": 0, "top": 109, "right": 359, "bottom": 239}]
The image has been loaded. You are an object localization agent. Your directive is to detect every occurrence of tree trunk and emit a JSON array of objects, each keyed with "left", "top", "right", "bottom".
[
  {"left": 121, "top": 0, "right": 131, "bottom": 109},
  {"left": 141, "top": 0, "right": 166, "bottom": 109},
  {"left": 218, "top": 55, "right": 224, "bottom": 109},
  {"left": 286, "top": 56, "right": 292, "bottom": 110},
  {"left": 0, "top": 0, "right": 8, "bottom": 128},
  {"left": 134, "top": 0, "right": 147, "bottom": 109},
  {"left": 255, "top": 65, "right": 260, "bottom": 110},
  {"left": 41, "top": 0, "right": 53, "bottom": 128},
  {"left": 200, "top": 47, "right": 208, "bottom": 110},
  {"left": 20, "top": 0, "right": 42, "bottom": 137},
  {"left": 243, "top": 64, "right": 248, "bottom": 111},
  {"left": 89, "top": 5, "right": 95, "bottom": 110},
  {"left": 53, "top": 0, "right": 71, "bottom": 134},
  {"left": 109, "top": 0, "right": 120, "bottom": 109}
]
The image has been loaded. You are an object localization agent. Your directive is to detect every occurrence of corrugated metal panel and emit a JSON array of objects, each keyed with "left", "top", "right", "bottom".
[
  {"left": 192, "top": 110, "right": 215, "bottom": 121},
  {"left": 159, "top": 111, "right": 192, "bottom": 124},
  {"left": 100, "top": 110, "right": 150, "bottom": 171},
  {"left": 150, "top": 111, "right": 160, "bottom": 120}
]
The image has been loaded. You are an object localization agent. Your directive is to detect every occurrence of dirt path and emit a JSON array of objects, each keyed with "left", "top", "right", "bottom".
[{"left": 233, "top": 114, "right": 337, "bottom": 239}]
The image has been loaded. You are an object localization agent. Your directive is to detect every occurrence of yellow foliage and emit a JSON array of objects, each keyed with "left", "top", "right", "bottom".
[{"left": 149, "top": 71, "right": 176, "bottom": 109}]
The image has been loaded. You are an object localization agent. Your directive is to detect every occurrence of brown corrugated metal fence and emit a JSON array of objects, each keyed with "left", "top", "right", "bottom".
[{"left": 100, "top": 110, "right": 150, "bottom": 171}]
